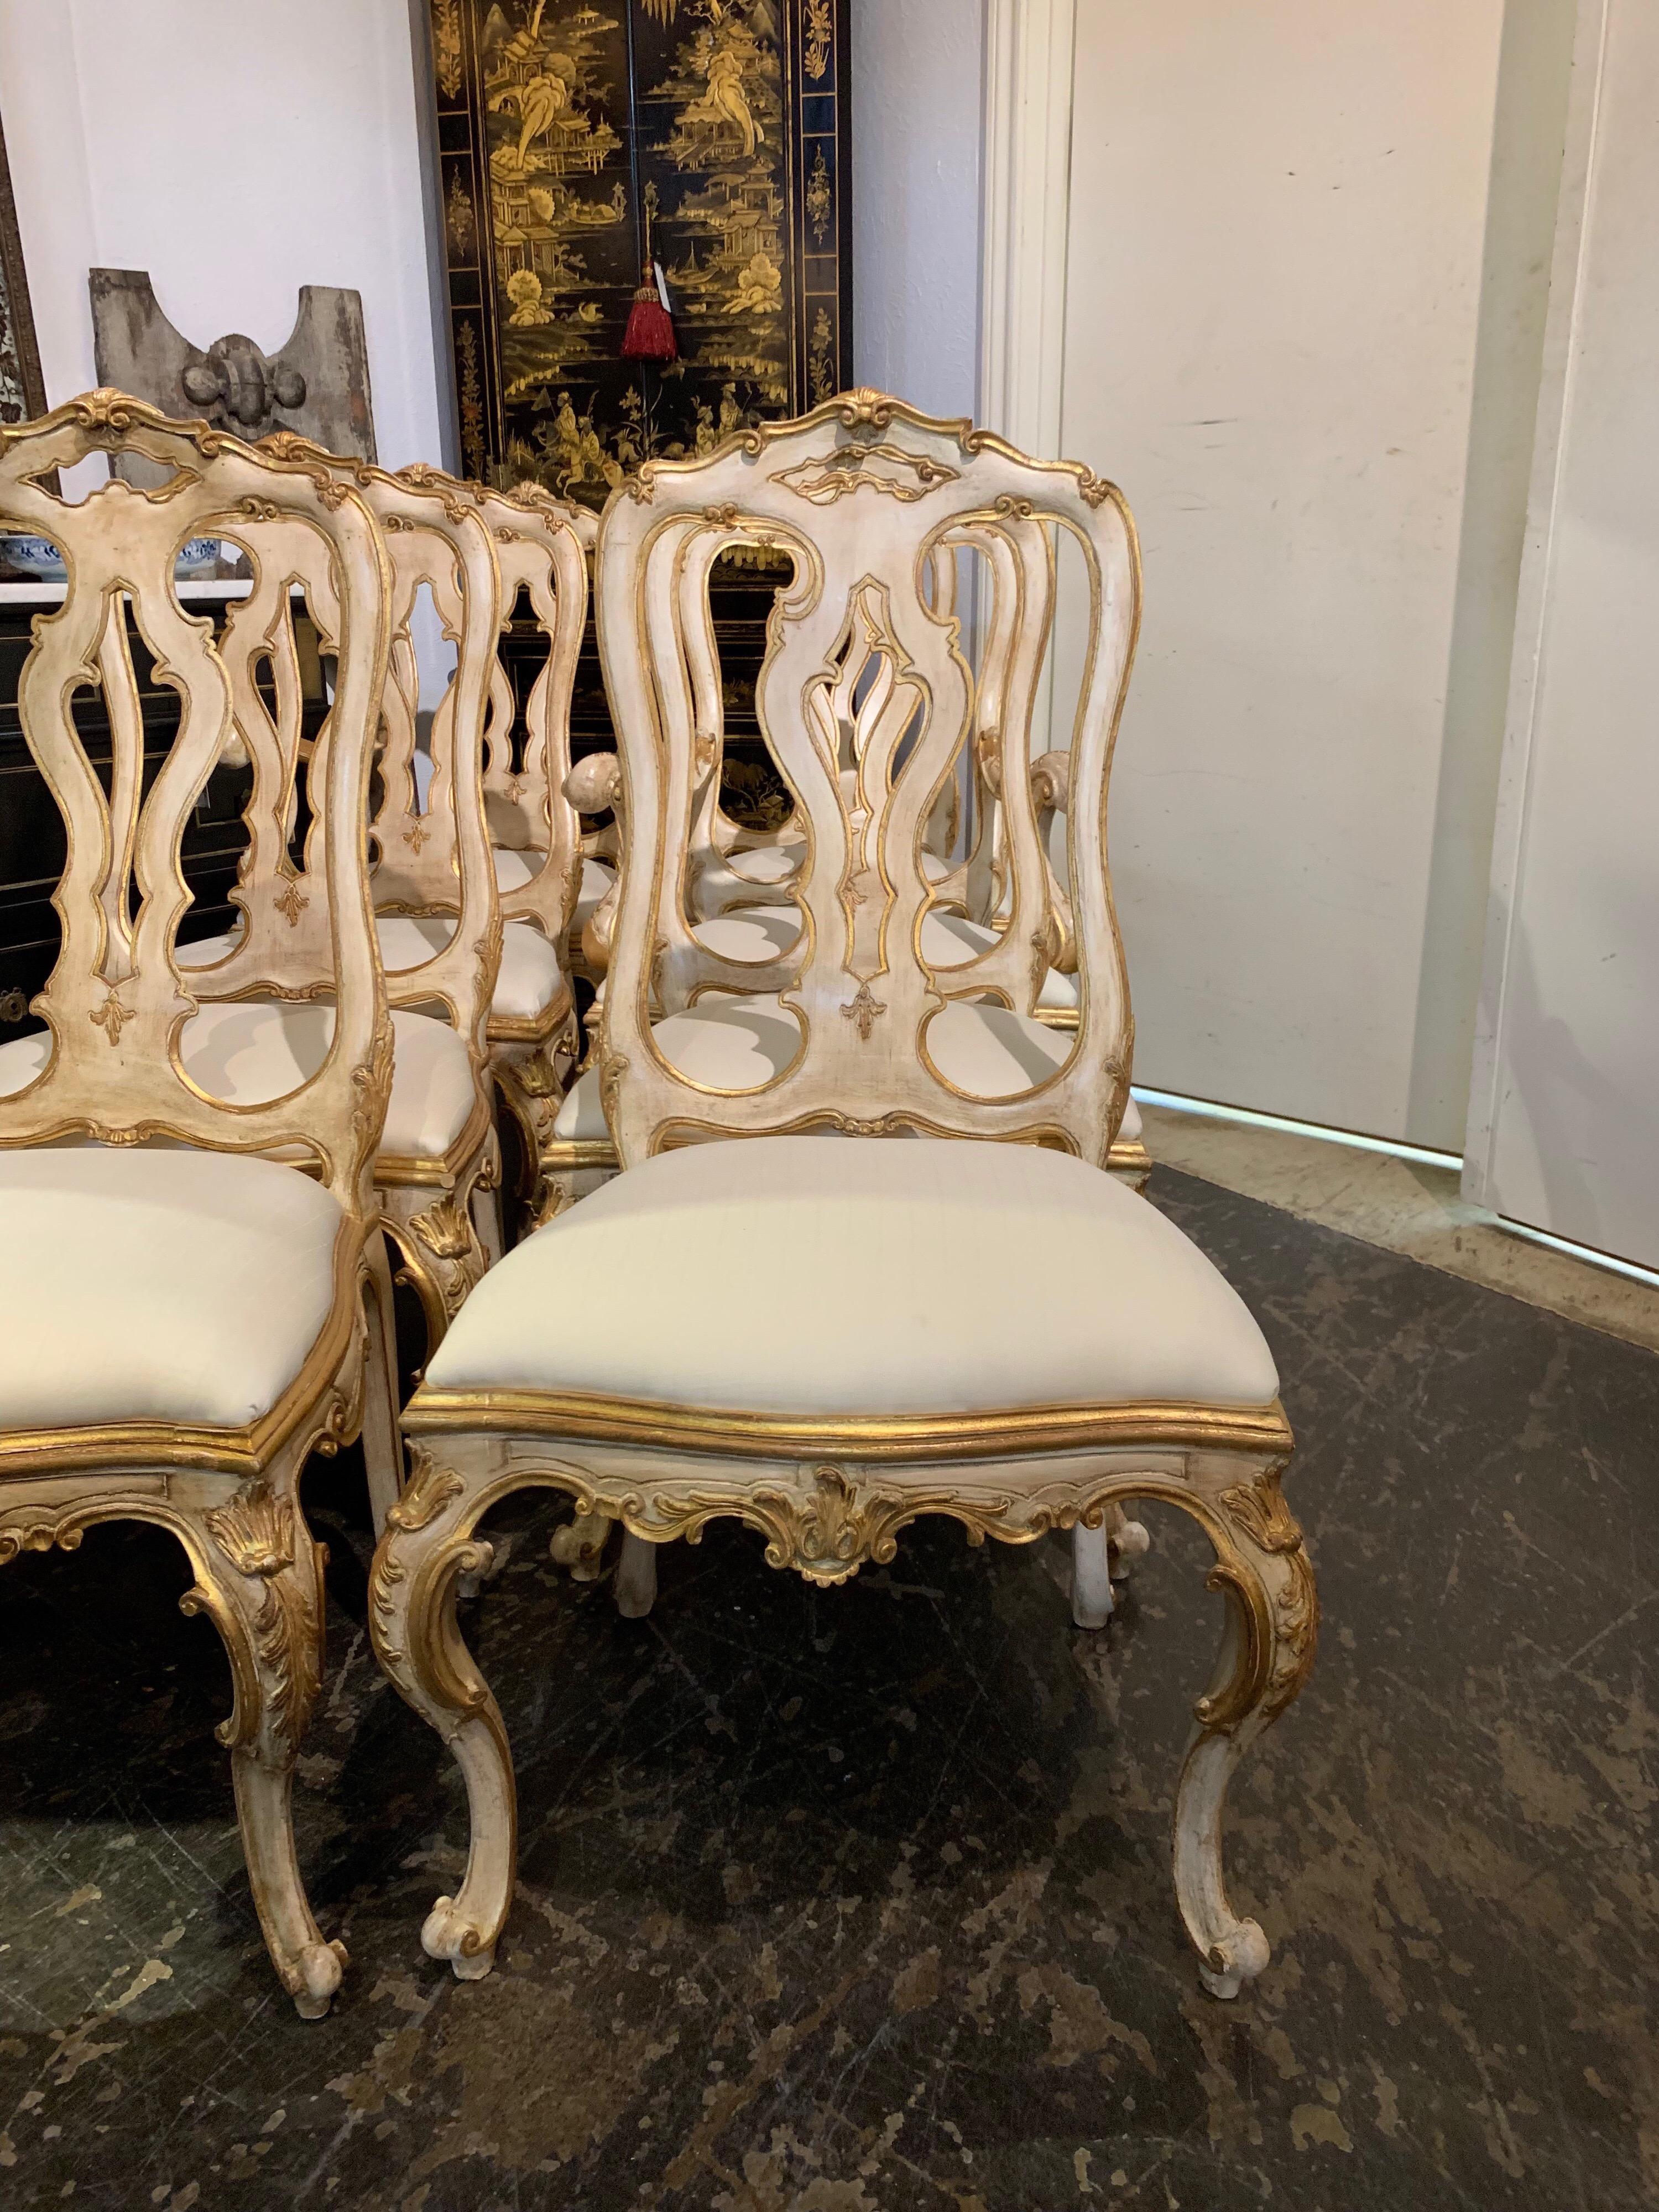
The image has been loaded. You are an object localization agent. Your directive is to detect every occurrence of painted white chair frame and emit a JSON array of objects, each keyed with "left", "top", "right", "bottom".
[
  {"left": 540, "top": 466, "right": 1149, "bottom": 1217},
  {"left": 194, "top": 439, "right": 507, "bottom": 1348},
  {"left": 454, "top": 474, "right": 594, "bottom": 1218},
  {"left": 368, "top": 392, "right": 1316, "bottom": 2002},
  {"left": 0, "top": 393, "right": 400, "bottom": 2017}
]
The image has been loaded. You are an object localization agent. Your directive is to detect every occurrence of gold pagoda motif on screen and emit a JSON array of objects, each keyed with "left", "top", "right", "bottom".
[{"left": 427, "top": 0, "right": 851, "bottom": 504}]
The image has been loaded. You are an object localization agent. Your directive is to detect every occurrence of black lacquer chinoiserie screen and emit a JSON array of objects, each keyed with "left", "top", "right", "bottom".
[{"left": 427, "top": 0, "right": 852, "bottom": 505}]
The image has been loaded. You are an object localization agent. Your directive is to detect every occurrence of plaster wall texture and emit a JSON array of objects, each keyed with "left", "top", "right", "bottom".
[
  {"left": 1057, "top": 0, "right": 1573, "bottom": 1150},
  {"left": 0, "top": 0, "right": 446, "bottom": 478},
  {"left": 1469, "top": 0, "right": 1659, "bottom": 1269},
  {"left": 849, "top": 0, "right": 983, "bottom": 418}
]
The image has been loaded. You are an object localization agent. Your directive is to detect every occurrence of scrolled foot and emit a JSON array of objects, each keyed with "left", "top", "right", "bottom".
[
  {"left": 1170, "top": 1460, "right": 1318, "bottom": 1997},
  {"left": 290, "top": 1936, "right": 350, "bottom": 2019},
  {"left": 1197, "top": 1917, "right": 1270, "bottom": 2000},
  {"left": 550, "top": 1508, "right": 612, "bottom": 1582},
  {"left": 1108, "top": 1510, "right": 1150, "bottom": 1581},
  {"left": 370, "top": 1452, "right": 519, "bottom": 1979},
  {"left": 423, "top": 1894, "right": 497, "bottom": 1982}
]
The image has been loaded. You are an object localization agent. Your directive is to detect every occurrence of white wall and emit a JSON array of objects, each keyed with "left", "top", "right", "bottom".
[
  {"left": 850, "top": 0, "right": 983, "bottom": 416},
  {"left": 0, "top": 0, "right": 445, "bottom": 474},
  {"left": 4, "top": 0, "right": 988, "bottom": 449},
  {"left": 1466, "top": 0, "right": 1659, "bottom": 1269},
  {"left": 1056, "top": 0, "right": 1557, "bottom": 1148}
]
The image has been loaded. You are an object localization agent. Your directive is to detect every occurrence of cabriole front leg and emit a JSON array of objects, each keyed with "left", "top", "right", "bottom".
[
  {"left": 1171, "top": 1458, "right": 1318, "bottom": 1998},
  {"left": 382, "top": 1170, "right": 492, "bottom": 1359},
  {"left": 180, "top": 1478, "right": 345, "bottom": 2018},
  {"left": 368, "top": 1449, "right": 517, "bottom": 1981}
]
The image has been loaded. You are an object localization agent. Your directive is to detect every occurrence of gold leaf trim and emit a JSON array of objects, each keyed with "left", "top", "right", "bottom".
[
  {"left": 403, "top": 1386, "right": 1294, "bottom": 1465},
  {"left": 204, "top": 1483, "right": 297, "bottom": 1577}
]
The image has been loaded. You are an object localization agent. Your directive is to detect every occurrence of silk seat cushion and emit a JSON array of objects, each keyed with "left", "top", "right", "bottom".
[
  {"left": 374, "top": 914, "right": 562, "bottom": 1024},
  {"left": 424, "top": 1135, "right": 1274, "bottom": 1413},
  {"left": 725, "top": 843, "right": 804, "bottom": 888},
  {"left": 572, "top": 858, "right": 614, "bottom": 930},
  {"left": 181, "top": 911, "right": 565, "bottom": 1026},
  {"left": 550, "top": 993, "right": 1138, "bottom": 1142},
  {"left": 0, "top": 1148, "right": 344, "bottom": 1431},
  {"left": 0, "top": 1005, "right": 476, "bottom": 1161},
  {"left": 492, "top": 846, "right": 539, "bottom": 891},
  {"left": 723, "top": 843, "right": 951, "bottom": 890},
  {"left": 494, "top": 848, "right": 614, "bottom": 935},
  {"left": 691, "top": 907, "right": 1080, "bottom": 1012}
]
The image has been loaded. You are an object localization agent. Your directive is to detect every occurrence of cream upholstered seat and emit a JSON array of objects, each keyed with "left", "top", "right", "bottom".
[
  {"left": 371, "top": 392, "right": 1316, "bottom": 2011},
  {"left": 375, "top": 914, "right": 565, "bottom": 1029},
  {"left": 571, "top": 855, "right": 615, "bottom": 932},
  {"left": 688, "top": 904, "right": 1079, "bottom": 1008},
  {"left": 0, "top": 394, "right": 405, "bottom": 2020},
  {"left": 182, "top": 912, "right": 565, "bottom": 1037},
  {"left": 230, "top": 440, "right": 515, "bottom": 1343},
  {"left": 922, "top": 909, "right": 1081, "bottom": 1014},
  {"left": 725, "top": 842, "right": 807, "bottom": 889},
  {"left": 492, "top": 844, "right": 536, "bottom": 891},
  {"left": 0, "top": 1150, "right": 346, "bottom": 1430},
  {"left": 0, "top": 1004, "right": 476, "bottom": 1161},
  {"left": 425, "top": 1136, "right": 1268, "bottom": 1413}
]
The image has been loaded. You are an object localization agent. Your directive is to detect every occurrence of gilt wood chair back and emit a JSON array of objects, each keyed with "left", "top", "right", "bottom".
[
  {"left": 216, "top": 436, "right": 504, "bottom": 1083},
  {"left": 596, "top": 389, "right": 1140, "bottom": 1168},
  {"left": 447, "top": 476, "right": 596, "bottom": 949},
  {"left": 0, "top": 393, "right": 393, "bottom": 1217}
]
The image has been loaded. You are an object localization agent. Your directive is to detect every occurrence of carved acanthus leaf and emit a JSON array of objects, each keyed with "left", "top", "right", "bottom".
[
  {"left": 204, "top": 1483, "right": 296, "bottom": 1577},
  {"left": 387, "top": 1449, "right": 466, "bottom": 1533},
  {"left": 408, "top": 1192, "right": 476, "bottom": 1261},
  {"left": 1218, "top": 1464, "right": 1302, "bottom": 1556}
]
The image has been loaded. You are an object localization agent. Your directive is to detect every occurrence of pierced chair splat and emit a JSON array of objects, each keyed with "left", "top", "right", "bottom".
[
  {"left": 180, "top": 437, "right": 508, "bottom": 1351},
  {"left": 444, "top": 474, "right": 594, "bottom": 1217},
  {"left": 541, "top": 463, "right": 1151, "bottom": 1213},
  {"left": 0, "top": 390, "right": 400, "bottom": 2017},
  {"left": 368, "top": 390, "right": 1317, "bottom": 2004}
]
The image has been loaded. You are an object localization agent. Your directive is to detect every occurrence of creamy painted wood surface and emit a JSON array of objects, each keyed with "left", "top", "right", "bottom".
[
  {"left": 1057, "top": 1, "right": 1511, "bottom": 1146},
  {"left": 1466, "top": 0, "right": 1659, "bottom": 1270}
]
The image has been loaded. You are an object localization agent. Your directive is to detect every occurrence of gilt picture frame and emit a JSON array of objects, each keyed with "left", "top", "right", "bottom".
[{"left": 425, "top": 0, "right": 852, "bottom": 505}]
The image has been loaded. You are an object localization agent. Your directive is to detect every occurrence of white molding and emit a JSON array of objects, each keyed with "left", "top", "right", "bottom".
[
  {"left": 1460, "top": 0, "right": 1610, "bottom": 1205},
  {"left": 979, "top": 0, "right": 1077, "bottom": 457}
]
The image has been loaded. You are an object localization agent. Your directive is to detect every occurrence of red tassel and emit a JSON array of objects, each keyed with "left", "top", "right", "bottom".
[{"left": 622, "top": 263, "right": 676, "bottom": 363}]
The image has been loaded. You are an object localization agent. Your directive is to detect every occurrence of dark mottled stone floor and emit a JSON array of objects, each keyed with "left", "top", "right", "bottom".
[{"left": 1, "top": 1166, "right": 1656, "bottom": 2210}]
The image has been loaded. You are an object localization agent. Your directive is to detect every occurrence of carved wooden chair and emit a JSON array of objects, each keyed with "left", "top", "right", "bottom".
[
  {"left": 301, "top": 459, "right": 595, "bottom": 1229},
  {"left": 368, "top": 392, "right": 1316, "bottom": 2002},
  {"left": 544, "top": 460, "right": 1151, "bottom": 1215},
  {"left": 177, "top": 447, "right": 504, "bottom": 1348},
  {"left": 0, "top": 393, "right": 399, "bottom": 2017},
  {"left": 462, "top": 480, "right": 609, "bottom": 971},
  {"left": 445, "top": 474, "right": 595, "bottom": 1215}
]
